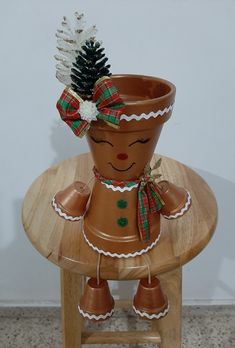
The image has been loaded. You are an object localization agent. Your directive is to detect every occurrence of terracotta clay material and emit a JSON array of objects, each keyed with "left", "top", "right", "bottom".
[
  {"left": 54, "top": 181, "right": 90, "bottom": 218},
  {"left": 133, "top": 277, "right": 168, "bottom": 319},
  {"left": 78, "top": 278, "right": 114, "bottom": 321},
  {"left": 156, "top": 180, "right": 191, "bottom": 218},
  {"left": 83, "top": 75, "right": 176, "bottom": 256}
]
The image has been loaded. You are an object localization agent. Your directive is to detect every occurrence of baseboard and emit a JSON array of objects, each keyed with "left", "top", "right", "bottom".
[
  {"left": 0, "top": 299, "right": 234, "bottom": 307},
  {"left": 0, "top": 300, "right": 60, "bottom": 307},
  {"left": 183, "top": 299, "right": 235, "bottom": 306}
]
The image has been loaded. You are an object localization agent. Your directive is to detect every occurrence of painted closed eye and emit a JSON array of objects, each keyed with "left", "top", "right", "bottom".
[
  {"left": 90, "top": 136, "right": 113, "bottom": 147},
  {"left": 128, "top": 138, "right": 151, "bottom": 147}
]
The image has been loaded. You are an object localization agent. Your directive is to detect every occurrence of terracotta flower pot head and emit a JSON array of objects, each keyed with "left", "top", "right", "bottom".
[{"left": 86, "top": 74, "right": 176, "bottom": 181}]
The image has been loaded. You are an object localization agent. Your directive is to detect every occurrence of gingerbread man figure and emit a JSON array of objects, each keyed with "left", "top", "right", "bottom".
[{"left": 52, "top": 14, "right": 191, "bottom": 321}]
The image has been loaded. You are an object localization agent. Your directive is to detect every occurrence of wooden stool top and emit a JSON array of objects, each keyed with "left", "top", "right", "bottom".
[{"left": 22, "top": 153, "right": 217, "bottom": 280}]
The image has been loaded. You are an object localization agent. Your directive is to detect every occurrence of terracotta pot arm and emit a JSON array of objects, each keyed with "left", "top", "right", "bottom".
[
  {"left": 155, "top": 180, "right": 192, "bottom": 220},
  {"left": 52, "top": 181, "right": 91, "bottom": 221}
]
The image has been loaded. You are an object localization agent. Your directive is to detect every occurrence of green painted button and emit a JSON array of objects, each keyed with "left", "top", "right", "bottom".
[
  {"left": 117, "top": 199, "right": 128, "bottom": 209},
  {"left": 117, "top": 217, "right": 128, "bottom": 227}
]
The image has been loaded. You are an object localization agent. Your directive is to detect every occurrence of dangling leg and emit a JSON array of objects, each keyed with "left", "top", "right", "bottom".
[
  {"left": 96, "top": 253, "right": 101, "bottom": 285},
  {"left": 133, "top": 254, "right": 169, "bottom": 320},
  {"left": 142, "top": 253, "right": 152, "bottom": 285},
  {"left": 78, "top": 252, "right": 115, "bottom": 321}
]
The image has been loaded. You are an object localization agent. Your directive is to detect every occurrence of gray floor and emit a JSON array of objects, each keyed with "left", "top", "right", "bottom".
[{"left": 0, "top": 306, "right": 234, "bottom": 348}]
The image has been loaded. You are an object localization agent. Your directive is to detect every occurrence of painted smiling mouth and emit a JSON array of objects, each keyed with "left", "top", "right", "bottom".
[{"left": 108, "top": 162, "right": 136, "bottom": 172}]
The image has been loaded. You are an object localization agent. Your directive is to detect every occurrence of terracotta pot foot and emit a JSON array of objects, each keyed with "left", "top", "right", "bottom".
[
  {"left": 133, "top": 277, "right": 169, "bottom": 320},
  {"left": 78, "top": 277, "right": 114, "bottom": 321}
]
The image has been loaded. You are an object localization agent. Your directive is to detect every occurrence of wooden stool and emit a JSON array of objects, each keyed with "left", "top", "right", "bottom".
[{"left": 22, "top": 153, "right": 217, "bottom": 347}]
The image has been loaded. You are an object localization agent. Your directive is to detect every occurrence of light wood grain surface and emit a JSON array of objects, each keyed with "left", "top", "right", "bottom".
[
  {"left": 22, "top": 153, "right": 217, "bottom": 280},
  {"left": 154, "top": 268, "right": 182, "bottom": 348},
  {"left": 61, "top": 270, "right": 84, "bottom": 347}
]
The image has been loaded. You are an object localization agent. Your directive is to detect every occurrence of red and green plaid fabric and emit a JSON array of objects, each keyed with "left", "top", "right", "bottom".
[
  {"left": 56, "top": 77, "right": 125, "bottom": 137},
  {"left": 93, "top": 77, "right": 125, "bottom": 125},
  {"left": 57, "top": 88, "right": 90, "bottom": 137},
  {"left": 137, "top": 182, "right": 163, "bottom": 241},
  {"left": 93, "top": 167, "right": 163, "bottom": 242},
  {"left": 93, "top": 167, "right": 138, "bottom": 188}
]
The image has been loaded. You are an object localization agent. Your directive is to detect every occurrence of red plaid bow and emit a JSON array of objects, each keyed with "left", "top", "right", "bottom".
[{"left": 56, "top": 77, "right": 125, "bottom": 137}]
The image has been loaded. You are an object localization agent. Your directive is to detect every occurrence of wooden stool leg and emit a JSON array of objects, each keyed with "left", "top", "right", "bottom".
[
  {"left": 152, "top": 267, "right": 182, "bottom": 348},
  {"left": 60, "top": 269, "right": 84, "bottom": 348}
]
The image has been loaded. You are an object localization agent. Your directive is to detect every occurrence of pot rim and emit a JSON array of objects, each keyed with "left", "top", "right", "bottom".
[{"left": 111, "top": 74, "right": 176, "bottom": 106}]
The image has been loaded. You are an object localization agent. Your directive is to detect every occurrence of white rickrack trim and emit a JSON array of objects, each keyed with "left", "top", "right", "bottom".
[
  {"left": 51, "top": 196, "right": 83, "bottom": 221},
  {"left": 120, "top": 104, "right": 174, "bottom": 121},
  {"left": 163, "top": 191, "right": 191, "bottom": 220},
  {"left": 82, "top": 228, "right": 161, "bottom": 258},
  {"left": 78, "top": 305, "right": 114, "bottom": 320},
  {"left": 101, "top": 181, "right": 138, "bottom": 192},
  {"left": 133, "top": 302, "right": 170, "bottom": 320}
]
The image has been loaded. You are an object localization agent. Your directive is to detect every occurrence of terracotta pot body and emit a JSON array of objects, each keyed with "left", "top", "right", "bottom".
[{"left": 83, "top": 74, "right": 176, "bottom": 256}]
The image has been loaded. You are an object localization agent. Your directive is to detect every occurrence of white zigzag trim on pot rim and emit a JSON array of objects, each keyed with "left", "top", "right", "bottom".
[
  {"left": 78, "top": 305, "right": 114, "bottom": 320},
  {"left": 101, "top": 181, "right": 138, "bottom": 192},
  {"left": 120, "top": 104, "right": 174, "bottom": 121},
  {"left": 82, "top": 229, "right": 161, "bottom": 258},
  {"left": 51, "top": 196, "right": 83, "bottom": 221},
  {"left": 162, "top": 191, "right": 191, "bottom": 220},
  {"left": 133, "top": 302, "right": 170, "bottom": 320}
]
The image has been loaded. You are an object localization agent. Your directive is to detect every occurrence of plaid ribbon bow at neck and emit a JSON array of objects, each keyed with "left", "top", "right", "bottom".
[
  {"left": 93, "top": 164, "right": 164, "bottom": 242},
  {"left": 56, "top": 76, "right": 125, "bottom": 137},
  {"left": 137, "top": 174, "right": 164, "bottom": 241}
]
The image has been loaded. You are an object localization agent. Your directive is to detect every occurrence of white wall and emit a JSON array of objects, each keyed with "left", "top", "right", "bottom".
[{"left": 0, "top": 0, "right": 234, "bottom": 305}]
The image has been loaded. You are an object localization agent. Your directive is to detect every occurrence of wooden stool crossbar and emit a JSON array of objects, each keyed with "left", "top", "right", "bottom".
[{"left": 22, "top": 153, "right": 217, "bottom": 347}]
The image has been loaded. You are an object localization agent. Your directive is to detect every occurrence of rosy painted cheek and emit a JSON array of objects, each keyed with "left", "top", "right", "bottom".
[{"left": 117, "top": 153, "right": 128, "bottom": 160}]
